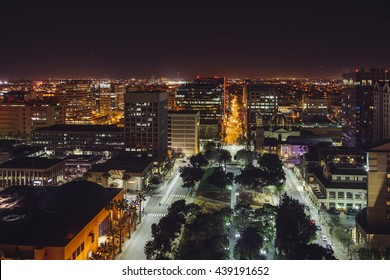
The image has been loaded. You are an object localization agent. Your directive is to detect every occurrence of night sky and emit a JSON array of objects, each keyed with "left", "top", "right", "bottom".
[{"left": 1, "top": 0, "right": 390, "bottom": 80}]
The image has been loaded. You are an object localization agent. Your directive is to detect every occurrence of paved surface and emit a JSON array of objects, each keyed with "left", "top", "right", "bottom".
[
  {"left": 284, "top": 166, "right": 353, "bottom": 259},
  {"left": 118, "top": 165, "right": 189, "bottom": 260}
]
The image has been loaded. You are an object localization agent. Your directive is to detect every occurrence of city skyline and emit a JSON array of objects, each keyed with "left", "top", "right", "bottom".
[{"left": 1, "top": 1, "right": 390, "bottom": 80}]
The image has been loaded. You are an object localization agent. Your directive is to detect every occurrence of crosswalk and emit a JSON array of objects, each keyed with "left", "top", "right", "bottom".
[
  {"left": 153, "top": 194, "right": 186, "bottom": 198},
  {"left": 147, "top": 213, "right": 168, "bottom": 217}
]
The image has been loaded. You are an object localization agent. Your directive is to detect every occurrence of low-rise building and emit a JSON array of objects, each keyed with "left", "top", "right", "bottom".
[
  {"left": 0, "top": 181, "right": 123, "bottom": 259},
  {"left": 305, "top": 163, "right": 367, "bottom": 210},
  {"left": 87, "top": 155, "right": 153, "bottom": 193},
  {"left": 31, "top": 124, "right": 124, "bottom": 156},
  {"left": 0, "top": 157, "right": 66, "bottom": 188}
]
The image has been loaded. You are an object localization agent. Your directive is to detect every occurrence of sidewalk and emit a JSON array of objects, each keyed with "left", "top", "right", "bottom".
[{"left": 319, "top": 209, "right": 351, "bottom": 260}]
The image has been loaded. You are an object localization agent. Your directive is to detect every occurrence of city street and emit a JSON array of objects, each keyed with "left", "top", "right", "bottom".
[
  {"left": 118, "top": 166, "right": 189, "bottom": 260},
  {"left": 283, "top": 166, "right": 353, "bottom": 259}
]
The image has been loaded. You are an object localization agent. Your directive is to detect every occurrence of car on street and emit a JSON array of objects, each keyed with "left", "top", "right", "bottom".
[
  {"left": 345, "top": 209, "right": 358, "bottom": 216},
  {"left": 321, "top": 235, "right": 327, "bottom": 241},
  {"left": 316, "top": 224, "right": 322, "bottom": 231},
  {"left": 327, "top": 207, "right": 340, "bottom": 215},
  {"left": 325, "top": 244, "right": 334, "bottom": 252}
]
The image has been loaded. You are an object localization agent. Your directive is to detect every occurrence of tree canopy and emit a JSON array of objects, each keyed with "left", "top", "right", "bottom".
[{"left": 275, "top": 195, "right": 317, "bottom": 258}]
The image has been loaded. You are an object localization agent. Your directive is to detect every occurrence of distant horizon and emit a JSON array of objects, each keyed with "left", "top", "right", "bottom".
[
  {"left": 0, "top": 72, "right": 372, "bottom": 82},
  {"left": 2, "top": 2, "right": 389, "bottom": 83},
  {"left": 2, "top": 65, "right": 390, "bottom": 82}
]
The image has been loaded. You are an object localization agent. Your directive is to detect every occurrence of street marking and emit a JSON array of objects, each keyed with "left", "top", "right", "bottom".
[
  {"left": 146, "top": 213, "right": 168, "bottom": 217},
  {"left": 153, "top": 194, "right": 186, "bottom": 198}
]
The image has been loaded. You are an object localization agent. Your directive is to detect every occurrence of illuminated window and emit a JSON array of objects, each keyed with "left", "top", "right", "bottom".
[{"left": 387, "top": 201, "right": 390, "bottom": 206}]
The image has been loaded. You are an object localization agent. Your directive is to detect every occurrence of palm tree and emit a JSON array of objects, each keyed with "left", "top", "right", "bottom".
[
  {"left": 136, "top": 192, "right": 146, "bottom": 223},
  {"left": 121, "top": 172, "right": 131, "bottom": 192},
  {"left": 102, "top": 171, "right": 111, "bottom": 187},
  {"left": 109, "top": 182, "right": 119, "bottom": 188},
  {"left": 105, "top": 231, "right": 115, "bottom": 259},
  {"left": 104, "top": 200, "right": 114, "bottom": 233},
  {"left": 234, "top": 224, "right": 264, "bottom": 260},
  {"left": 128, "top": 202, "right": 138, "bottom": 237},
  {"left": 97, "top": 241, "right": 111, "bottom": 260},
  {"left": 114, "top": 199, "right": 129, "bottom": 253}
]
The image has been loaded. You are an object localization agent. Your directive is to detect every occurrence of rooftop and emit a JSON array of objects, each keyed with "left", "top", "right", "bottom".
[
  {"left": 168, "top": 110, "right": 200, "bottom": 115},
  {"left": 370, "top": 142, "right": 390, "bottom": 152},
  {"left": 356, "top": 208, "right": 390, "bottom": 235},
  {"left": 0, "top": 157, "right": 65, "bottom": 170},
  {"left": 286, "top": 136, "right": 333, "bottom": 145},
  {"left": 33, "top": 124, "right": 123, "bottom": 133},
  {"left": 327, "top": 163, "right": 367, "bottom": 176},
  {"left": 65, "top": 155, "right": 102, "bottom": 164},
  {"left": 311, "top": 167, "right": 367, "bottom": 190},
  {"left": 90, "top": 154, "right": 153, "bottom": 173},
  {"left": 0, "top": 182, "right": 122, "bottom": 247}
]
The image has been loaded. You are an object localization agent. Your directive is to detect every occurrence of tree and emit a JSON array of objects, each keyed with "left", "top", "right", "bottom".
[
  {"left": 235, "top": 148, "right": 255, "bottom": 167},
  {"left": 145, "top": 200, "right": 195, "bottom": 259},
  {"left": 234, "top": 166, "right": 268, "bottom": 192},
  {"left": 127, "top": 201, "right": 138, "bottom": 237},
  {"left": 189, "top": 153, "right": 209, "bottom": 168},
  {"left": 179, "top": 165, "right": 204, "bottom": 191},
  {"left": 121, "top": 172, "right": 131, "bottom": 191},
  {"left": 102, "top": 171, "right": 111, "bottom": 186},
  {"left": 105, "top": 200, "right": 115, "bottom": 233},
  {"left": 97, "top": 241, "right": 112, "bottom": 260},
  {"left": 105, "top": 230, "right": 115, "bottom": 259},
  {"left": 114, "top": 199, "right": 129, "bottom": 253},
  {"left": 203, "top": 141, "right": 216, "bottom": 152},
  {"left": 176, "top": 208, "right": 231, "bottom": 260},
  {"left": 253, "top": 204, "right": 277, "bottom": 250},
  {"left": 150, "top": 176, "right": 160, "bottom": 186},
  {"left": 217, "top": 149, "right": 232, "bottom": 170},
  {"left": 258, "top": 153, "right": 286, "bottom": 189},
  {"left": 109, "top": 182, "right": 119, "bottom": 188},
  {"left": 135, "top": 192, "right": 146, "bottom": 222},
  {"left": 207, "top": 167, "right": 234, "bottom": 191},
  {"left": 275, "top": 195, "right": 317, "bottom": 258},
  {"left": 292, "top": 243, "right": 336, "bottom": 260},
  {"left": 234, "top": 224, "right": 264, "bottom": 260}
]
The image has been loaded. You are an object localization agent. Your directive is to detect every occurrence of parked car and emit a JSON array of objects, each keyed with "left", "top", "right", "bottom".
[
  {"left": 316, "top": 224, "right": 322, "bottom": 231},
  {"left": 321, "top": 235, "right": 327, "bottom": 241},
  {"left": 327, "top": 208, "right": 340, "bottom": 215},
  {"left": 325, "top": 244, "right": 333, "bottom": 252},
  {"left": 345, "top": 209, "right": 358, "bottom": 216}
]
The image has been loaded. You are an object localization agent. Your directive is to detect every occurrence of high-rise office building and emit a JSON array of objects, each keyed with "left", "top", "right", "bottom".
[
  {"left": 356, "top": 143, "right": 390, "bottom": 249},
  {"left": 373, "top": 82, "right": 390, "bottom": 143},
  {"left": 246, "top": 83, "right": 278, "bottom": 134},
  {"left": 124, "top": 91, "right": 168, "bottom": 167},
  {"left": 98, "top": 83, "right": 112, "bottom": 116},
  {"left": 167, "top": 86, "right": 177, "bottom": 111},
  {"left": 175, "top": 77, "right": 225, "bottom": 139},
  {"left": 341, "top": 68, "right": 387, "bottom": 147},
  {"left": 55, "top": 81, "right": 95, "bottom": 124}
]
